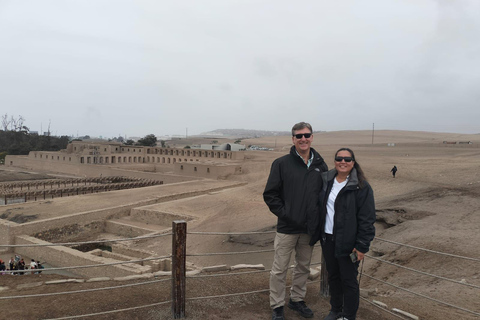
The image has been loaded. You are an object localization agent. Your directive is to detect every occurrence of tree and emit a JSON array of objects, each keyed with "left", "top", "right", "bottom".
[
  {"left": 2, "top": 114, "right": 10, "bottom": 131},
  {"left": 124, "top": 139, "right": 134, "bottom": 146},
  {"left": 184, "top": 145, "right": 191, "bottom": 149},
  {"left": 234, "top": 139, "right": 241, "bottom": 144},
  {"left": 135, "top": 134, "right": 157, "bottom": 147},
  {"left": 1, "top": 114, "right": 27, "bottom": 132},
  {"left": 160, "top": 140, "right": 166, "bottom": 148},
  {"left": 211, "top": 140, "right": 218, "bottom": 144},
  {"left": 0, "top": 151, "right": 7, "bottom": 164}
]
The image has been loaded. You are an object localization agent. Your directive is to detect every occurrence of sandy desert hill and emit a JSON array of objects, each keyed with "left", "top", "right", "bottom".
[
  {"left": 121, "top": 130, "right": 480, "bottom": 319},
  {"left": 1, "top": 130, "right": 479, "bottom": 320},
  {"left": 156, "top": 130, "right": 480, "bottom": 319}
]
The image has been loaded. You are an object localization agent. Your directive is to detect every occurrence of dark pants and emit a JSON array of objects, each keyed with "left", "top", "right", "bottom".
[{"left": 322, "top": 234, "right": 359, "bottom": 320}]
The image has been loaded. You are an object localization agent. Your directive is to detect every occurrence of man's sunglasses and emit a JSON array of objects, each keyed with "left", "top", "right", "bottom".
[
  {"left": 293, "top": 133, "right": 312, "bottom": 139},
  {"left": 334, "top": 156, "right": 354, "bottom": 163}
]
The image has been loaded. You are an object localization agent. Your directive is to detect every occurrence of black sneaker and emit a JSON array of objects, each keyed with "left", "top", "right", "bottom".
[
  {"left": 324, "top": 311, "right": 341, "bottom": 320},
  {"left": 272, "top": 306, "right": 285, "bottom": 320},
  {"left": 288, "top": 299, "right": 314, "bottom": 318}
]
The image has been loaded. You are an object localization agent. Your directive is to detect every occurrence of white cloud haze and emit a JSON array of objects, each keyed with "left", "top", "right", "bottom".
[{"left": 1, "top": 0, "right": 479, "bottom": 137}]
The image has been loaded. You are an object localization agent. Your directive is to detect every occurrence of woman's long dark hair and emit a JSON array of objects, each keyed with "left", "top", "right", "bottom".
[{"left": 335, "top": 147, "right": 367, "bottom": 188}]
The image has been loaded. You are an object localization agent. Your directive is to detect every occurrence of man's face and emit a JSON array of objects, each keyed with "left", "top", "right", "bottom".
[{"left": 292, "top": 127, "right": 313, "bottom": 154}]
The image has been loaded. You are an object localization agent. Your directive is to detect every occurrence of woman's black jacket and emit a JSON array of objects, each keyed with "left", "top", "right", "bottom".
[
  {"left": 310, "top": 168, "right": 376, "bottom": 257},
  {"left": 263, "top": 146, "right": 328, "bottom": 236}
]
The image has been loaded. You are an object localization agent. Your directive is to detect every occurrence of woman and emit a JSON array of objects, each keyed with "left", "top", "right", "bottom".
[{"left": 312, "top": 148, "right": 376, "bottom": 320}]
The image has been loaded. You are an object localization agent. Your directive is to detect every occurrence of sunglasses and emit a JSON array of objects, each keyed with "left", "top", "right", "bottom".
[
  {"left": 293, "top": 133, "right": 312, "bottom": 139},
  {"left": 334, "top": 156, "right": 354, "bottom": 163}
]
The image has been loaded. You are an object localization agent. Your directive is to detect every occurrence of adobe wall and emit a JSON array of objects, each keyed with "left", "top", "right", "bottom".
[
  {"left": 4, "top": 156, "right": 199, "bottom": 183},
  {"left": 0, "top": 180, "right": 246, "bottom": 246},
  {"left": 3, "top": 205, "right": 132, "bottom": 246},
  {"left": 105, "top": 220, "right": 158, "bottom": 237},
  {"left": 5, "top": 143, "right": 245, "bottom": 169},
  {"left": 129, "top": 208, "right": 194, "bottom": 226},
  {"left": 15, "top": 235, "right": 150, "bottom": 278},
  {"left": 0, "top": 219, "right": 16, "bottom": 253},
  {"left": 174, "top": 162, "right": 242, "bottom": 179}
]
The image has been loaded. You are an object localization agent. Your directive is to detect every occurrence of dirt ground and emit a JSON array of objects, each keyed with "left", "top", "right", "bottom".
[{"left": 1, "top": 130, "right": 480, "bottom": 319}]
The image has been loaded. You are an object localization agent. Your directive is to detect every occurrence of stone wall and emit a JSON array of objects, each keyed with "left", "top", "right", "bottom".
[
  {"left": 15, "top": 235, "right": 150, "bottom": 278},
  {"left": 174, "top": 162, "right": 242, "bottom": 179},
  {"left": 3, "top": 156, "right": 199, "bottom": 183}
]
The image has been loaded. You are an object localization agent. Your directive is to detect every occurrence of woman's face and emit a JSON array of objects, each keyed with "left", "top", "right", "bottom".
[{"left": 335, "top": 150, "right": 355, "bottom": 175}]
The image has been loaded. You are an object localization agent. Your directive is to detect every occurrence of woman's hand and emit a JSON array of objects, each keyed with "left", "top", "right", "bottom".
[{"left": 353, "top": 248, "right": 364, "bottom": 261}]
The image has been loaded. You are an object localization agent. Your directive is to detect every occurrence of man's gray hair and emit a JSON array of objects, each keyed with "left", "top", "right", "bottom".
[{"left": 291, "top": 122, "right": 313, "bottom": 136}]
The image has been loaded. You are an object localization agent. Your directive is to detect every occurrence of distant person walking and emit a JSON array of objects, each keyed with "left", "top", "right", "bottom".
[
  {"left": 391, "top": 165, "right": 398, "bottom": 178},
  {"left": 264, "top": 122, "right": 328, "bottom": 320}
]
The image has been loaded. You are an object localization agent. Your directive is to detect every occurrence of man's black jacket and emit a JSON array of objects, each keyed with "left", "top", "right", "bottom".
[{"left": 263, "top": 146, "right": 328, "bottom": 235}]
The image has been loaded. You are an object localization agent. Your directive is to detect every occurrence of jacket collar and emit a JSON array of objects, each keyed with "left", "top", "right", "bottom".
[
  {"left": 289, "top": 145, "right": 324, "bottom": 165},
  {"left": 326, "top": 167, "right": 359, "bottom": 188}
]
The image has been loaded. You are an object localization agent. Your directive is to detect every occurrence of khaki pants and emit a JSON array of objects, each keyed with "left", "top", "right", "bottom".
[{"left": 270, "top": 232, "right": 314, "bottom": 309}]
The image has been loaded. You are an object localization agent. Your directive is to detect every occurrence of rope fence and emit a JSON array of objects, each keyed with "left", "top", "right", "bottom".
[
  {"left": 359, "top": 297, "right": 406, "bottom": 320},
  {"left": 188, "top": 231, "right": 276, "bottom": 235},
  {"left": 365, "top": 254, "right": 480, "bottom": 290},
  {"left": 186, "top": 248, "right": 274, "bottom": 257},
  {"left": 0, "top": 232, "right": 173, "bottom": 248},
  {"left": 359, "top": 237, "right": 480, "bottom": 319},
  {"left": 361, "top": 274, "right": 480, "bottom": 317},
  {"left": 374, "top": 237, "right": 480, "bottom": 262},
  {"left": 1, "top": 221, "right": 478, "bottom": 319},
  {"left": 44, "top": 300, "right": 172, "bottom": 320},
  {"left": 185, "top": 280, "right": 320, "bottom": 302},
  {"left": 0, "top": 278, "right": 172, "bottom": 300}
]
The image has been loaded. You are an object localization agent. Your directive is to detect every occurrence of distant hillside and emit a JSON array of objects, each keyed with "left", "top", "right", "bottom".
[{"left": 199, "top": 129, "right": 290, "bottom": 138}]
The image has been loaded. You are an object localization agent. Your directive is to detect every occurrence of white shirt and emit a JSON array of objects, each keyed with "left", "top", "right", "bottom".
[{"left": 324, "top": 177, "right": 348, "bottom": 234}]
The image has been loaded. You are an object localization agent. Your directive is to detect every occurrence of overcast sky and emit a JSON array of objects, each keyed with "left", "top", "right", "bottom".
[{"left": 1, "top": 0, "right": 479, "bottom": 138}]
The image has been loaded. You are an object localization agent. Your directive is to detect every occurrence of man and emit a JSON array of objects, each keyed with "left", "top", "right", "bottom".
[
  {"left": 264, "top": 122, "right": 328, "bottom": 320},
  {"left": 391, "top": 165, "right": 397, "bottom": 178}
]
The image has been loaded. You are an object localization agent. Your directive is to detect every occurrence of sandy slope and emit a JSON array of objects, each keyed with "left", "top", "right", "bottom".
[
  {"left": 129, "top": 130, "right": 480, "bottom": 319},
  {"left": 1, "top": 130, "right": 479, "bottom": 319}
]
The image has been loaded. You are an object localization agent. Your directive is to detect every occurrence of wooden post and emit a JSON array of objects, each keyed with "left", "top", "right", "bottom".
[
  {"left": 172, "top": 220, "right": 187, "bottom": 319},
  {"left": 320, "top": 252, "right": 329, "bottom": 297}
]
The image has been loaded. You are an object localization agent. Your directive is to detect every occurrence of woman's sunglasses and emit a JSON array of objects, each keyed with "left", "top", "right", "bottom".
[
  {"left": 293, "top": 133, "right": 312, "bottom": 139},
  {"left": 334, "top": 156, "right": 354, "bottom": 163}
]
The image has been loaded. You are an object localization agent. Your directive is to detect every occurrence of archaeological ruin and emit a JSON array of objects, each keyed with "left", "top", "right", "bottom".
[{"left": 1, "top": 141, "right": 247, "bottom": 279}]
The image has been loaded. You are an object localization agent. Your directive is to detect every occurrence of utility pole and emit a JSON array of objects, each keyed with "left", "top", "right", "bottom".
[
  {"left": 372, "top": 123, "right": 375, "bottom": 145},
  {"left": 186, "top": 127, "right": 188, "bottom": 139}
]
